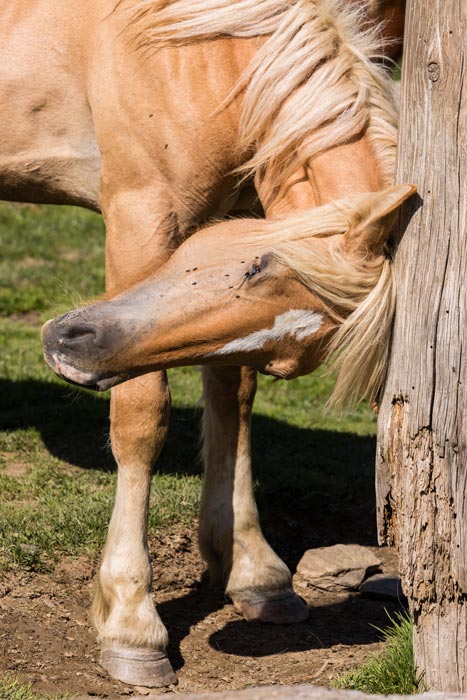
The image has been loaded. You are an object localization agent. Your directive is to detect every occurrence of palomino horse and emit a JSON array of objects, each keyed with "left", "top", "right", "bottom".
[{"left": 4, "top": 0, "right": 407, "bottom": 688}]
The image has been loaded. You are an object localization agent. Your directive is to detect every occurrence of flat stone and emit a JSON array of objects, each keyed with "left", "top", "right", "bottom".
[
  {"left": 127, "top": 685, "right": 465, "bottom": 700},
  {"left": 359, "top": 573, "right": 406, "bottom": 601},
  {"left": 296, "top": 544, "right": 382, "bottom": 592}
]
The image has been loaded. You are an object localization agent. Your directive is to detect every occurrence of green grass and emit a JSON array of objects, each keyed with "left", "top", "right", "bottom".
[
  {"left": 0, "top": 676, "right": 55, "bottom": 700},
  {"left": 333, "top": 612, "right": 426, "bottom": 695},
  {"left": 0, "top": 204, "right": 105, "bottom": 317}
]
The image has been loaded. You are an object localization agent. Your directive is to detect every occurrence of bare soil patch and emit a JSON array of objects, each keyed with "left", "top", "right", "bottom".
[
  {"left": 0, "top": 528, "right": 403, "bottom": 698},
  {"left": 0, "top": 455, "right": 30, "bottom": 478}
]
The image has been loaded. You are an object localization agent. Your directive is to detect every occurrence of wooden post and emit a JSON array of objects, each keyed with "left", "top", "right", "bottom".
[{"left": 376, "top": 0, "right": 467, "bottom": 691}]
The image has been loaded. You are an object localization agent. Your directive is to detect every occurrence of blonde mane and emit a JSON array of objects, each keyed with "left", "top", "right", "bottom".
[{"left": 123, "top": 0, "right": 399, "bottom": 406}]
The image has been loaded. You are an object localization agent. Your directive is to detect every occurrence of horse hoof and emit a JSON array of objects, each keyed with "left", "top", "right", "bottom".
[
  {"left": 100, "top": 647, "right": 177, "bottom": 687},
  {"left": 232, "top": 589, "right": 309, "bottom": 624}
]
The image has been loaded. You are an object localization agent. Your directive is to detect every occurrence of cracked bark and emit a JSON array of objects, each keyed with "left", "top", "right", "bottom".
[{"left": 376, "top": 0, "right": 467, "bottom": 690}]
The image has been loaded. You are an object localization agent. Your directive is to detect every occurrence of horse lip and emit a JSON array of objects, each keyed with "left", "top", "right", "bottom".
[
  {"left": 48, "top": 352, "right": 123, "bottom": 392},
  {"left": 94, "top": 375, "right": 126, "bottom": 391}
]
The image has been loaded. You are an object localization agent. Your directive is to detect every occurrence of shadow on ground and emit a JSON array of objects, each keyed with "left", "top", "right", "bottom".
[
  {"left": 157, "top": 581, "right": 404, "bottom": 671},
  {"left": 0, "top": 377, "right": 377, "bottom": 565}
]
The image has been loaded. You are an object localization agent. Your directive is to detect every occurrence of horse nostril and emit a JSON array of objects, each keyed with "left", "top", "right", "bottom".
[
  {"left": 42, "top": 317, "right": 107, "bottom": 368},
  {"left": 62, "top": 323, "right": 97, "bottom": 341},
  {"left": 60, "top": 322, "right": 102, "bottom": 348}
]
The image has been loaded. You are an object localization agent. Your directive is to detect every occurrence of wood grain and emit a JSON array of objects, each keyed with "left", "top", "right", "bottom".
[{"left": 376, "top": 0, "right": 467, "bottom": 690}]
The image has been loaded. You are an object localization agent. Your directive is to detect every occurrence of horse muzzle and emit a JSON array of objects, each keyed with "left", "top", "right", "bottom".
[{"left": 41, "top": 316, "right": 127, "bottom": 391}]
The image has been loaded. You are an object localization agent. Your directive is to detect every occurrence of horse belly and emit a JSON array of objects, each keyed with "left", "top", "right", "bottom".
[
  {"left": 0, "top": 0, "right": 101, "bottom": 210},
  {"left": 0, "top": 144, "right": 102, "bottom": 211}
]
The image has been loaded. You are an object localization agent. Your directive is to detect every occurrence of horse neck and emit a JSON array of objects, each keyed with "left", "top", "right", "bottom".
[{"left": 257, "top": 134, "right": 386, "bottom": 219}]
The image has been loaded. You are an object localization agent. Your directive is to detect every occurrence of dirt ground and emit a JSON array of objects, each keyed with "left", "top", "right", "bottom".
[{"left": 0, "top": 527, "right": 404, "bottom": 698}]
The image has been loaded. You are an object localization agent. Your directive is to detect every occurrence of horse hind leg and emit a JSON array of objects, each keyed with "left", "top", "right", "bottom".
[
  {"left": 199, "top": 365, "right": 309, "bottom": 624},
  {"left": 93, "top": 372, "right": 177, "bottom": 687}
]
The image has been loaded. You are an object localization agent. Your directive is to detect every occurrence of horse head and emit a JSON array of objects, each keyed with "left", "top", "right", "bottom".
[{"left": 42, "top": 184, "right": 415, "bottom": 404}]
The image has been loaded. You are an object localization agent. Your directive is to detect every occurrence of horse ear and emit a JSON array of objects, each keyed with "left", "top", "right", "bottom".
[{"left": 345, "top": 183, "right": 417, "bottom": 255}]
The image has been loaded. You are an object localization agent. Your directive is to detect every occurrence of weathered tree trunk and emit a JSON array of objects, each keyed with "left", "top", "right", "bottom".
[{"left": 376, "top": 0, "right": 467, "bottom": 691}]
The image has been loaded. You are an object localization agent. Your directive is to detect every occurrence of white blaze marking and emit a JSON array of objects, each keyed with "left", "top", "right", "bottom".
[{"left": 212, "top": 310, "right": 323, "bottom": 355}]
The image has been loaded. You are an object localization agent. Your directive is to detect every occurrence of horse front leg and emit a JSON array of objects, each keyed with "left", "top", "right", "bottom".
[
  {"left": 92, "top": 185, "right": 181, "bottom": 687},
  {"left": 93, "top": 372, "right": 177, "bottom": 687},
  {"left": 200, "top": 366, "right": 309, "bottom": 623}
]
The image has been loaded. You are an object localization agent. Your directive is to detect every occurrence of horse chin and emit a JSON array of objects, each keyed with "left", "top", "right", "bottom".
[{"left": 46, "top": 351, "right": 125, "bottom": 392}]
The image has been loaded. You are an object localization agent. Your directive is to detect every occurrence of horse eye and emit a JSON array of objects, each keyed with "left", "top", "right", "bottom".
[{"left": 245, "top": 261, "right": 262, "bottom": 280}]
